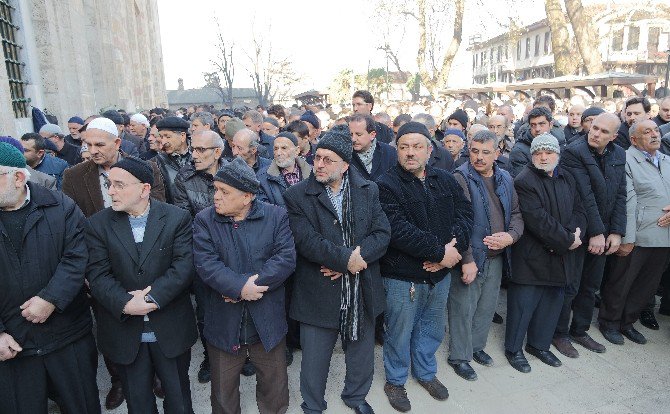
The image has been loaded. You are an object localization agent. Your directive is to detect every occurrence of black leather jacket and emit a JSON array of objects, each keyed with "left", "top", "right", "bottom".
[{"left": 173, "top": 160, "right": 226, "bottom": 217}]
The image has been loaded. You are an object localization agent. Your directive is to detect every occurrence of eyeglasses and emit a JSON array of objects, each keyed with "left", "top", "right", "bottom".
[
  {"left": 191, "top": 146, "right": 219, "bottom": 154},
  {"left": 313, "top": 155, "right": 342, "bottom": 166},
  {"left": 105, "top": 179, "right": 143, "bottom": 190}
]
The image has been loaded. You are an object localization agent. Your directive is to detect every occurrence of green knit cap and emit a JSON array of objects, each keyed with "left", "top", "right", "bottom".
[{"left": 0, "top": 142, "right": 27, "bottom": 168}]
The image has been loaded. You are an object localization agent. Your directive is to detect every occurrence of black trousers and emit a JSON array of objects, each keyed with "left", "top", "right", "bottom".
[
  {"left": 299, "top": 316, "right": 375, "bottom": 413},
  {"left": 505, "top": 283, "right": 565, "bottom": 353},
  {"left": 599, "top": 247, "right": 670, "bottom": 330},
  {"left": 0, "top": 333, "right": 100, "bottom": 414},
  {"left": 192, "top": 278, "right": 210, "bottom": 359},
  {"left": 555, "top": 251, "right": 606, "bottom": 338},
  {"left": 284, "top": 273, "right": 300, "bottom": 350},
  {"left": 117, "top": 342, "right": 193, "bottom": 414}
]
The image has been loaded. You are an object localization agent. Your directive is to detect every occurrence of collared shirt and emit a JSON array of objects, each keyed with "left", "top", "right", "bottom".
[
  {"left": 641, "top": 149, "right": 659, "bottom": 168},
  {"left": 357, "top": 140, "right": 377, "bottom": 173},
  {"left": 281, "top": 161, "right": 302, "bottom": 187},
  {"left": 98, "top": 153, "right": 123, "bottom": 208},
  {"left": 325, "top": 174, "right": 347, "bottom": 222},
  {"left": 171, "top": 150, "right": 191, "bottom": 169}
]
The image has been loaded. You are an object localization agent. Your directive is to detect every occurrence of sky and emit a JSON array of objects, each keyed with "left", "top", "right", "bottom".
[{"left": 157, "top": 0, "right": 548, "bottom": 92}]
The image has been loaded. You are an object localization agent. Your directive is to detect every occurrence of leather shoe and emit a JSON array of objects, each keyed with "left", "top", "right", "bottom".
[
  {"left": 621, "top": 327, "right": 647, "bottom": 344},
  {"left": 570, "top": 333, "right": 606, "bottom": 353},
  {"left": 505, "top": 350, "right": 531, "bottom": 373},
  {"left": 492, "top": 312, "right": 503, "bottom": 324},
  {"left": 599, "top": 326, "right": 624, "bottom": 345},
  {"left": 552, "top": 337, "right": 579, "bottom": 358},
  {"left": 384, "top": 382, "right": 411, "bottom": 412},
  {"left": 105, "top": 384, "right": 125, "bottom": 410},
  {"left": 353, "top": 401, "right": 375, "bottom": 414},
  {"left": 153, "top": 375, "right": 165, "bottom": 399},
  {"left": 525, "top": 345, "right": 562, "bottom": 367},
  {"left": 639, "top": 310, "right": 659, "bottom": 330},
  {"left": 417, "top": 377, "right": 449, "bottom": 401},
  {"left": 472, "top": 350, "right": 493, "bottom": 367},
  {"left": 449, "top": 361, "right": 477, "bottom": 381}
]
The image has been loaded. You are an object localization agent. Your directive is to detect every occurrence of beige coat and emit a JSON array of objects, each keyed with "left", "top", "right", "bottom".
[{"left": 623, "top": 146, "right": 670, "bottom": 246}]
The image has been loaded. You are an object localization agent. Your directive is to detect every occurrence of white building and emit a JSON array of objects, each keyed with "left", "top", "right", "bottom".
[{"left": 0, "top": 0, "right": 167, "bottom": 138}]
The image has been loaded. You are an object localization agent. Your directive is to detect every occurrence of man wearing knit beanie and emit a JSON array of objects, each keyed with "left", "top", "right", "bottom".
[
  {"left": 66, "top": 116, "right": 85, "bottom": 146},
  {"left": 447, "top": 109, "right": 469, "bottom": 132},
  {"left": 193, "top": 155, "right": 296, "bottom": 414},
  {"left": 0, "top": 143, "right": 100, "bottom": 413},
  {"left": 85, "top": 151, "right": 198, "bottom": 413},
  {"left": 0, "top": 137, "right": 57, "bottom": 190},
  {"left": 283, "top": 107, "right": 391, "bottom": 413}
]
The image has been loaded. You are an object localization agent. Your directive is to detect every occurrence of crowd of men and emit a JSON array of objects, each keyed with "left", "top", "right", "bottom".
[{"left": 0, "top": 90, "right": 669, "bottom": 414}]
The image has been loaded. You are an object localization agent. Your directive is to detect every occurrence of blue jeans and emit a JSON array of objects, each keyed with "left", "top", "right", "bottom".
[{"left": 382, "top": 276, "right": 450, "bottom": 386}]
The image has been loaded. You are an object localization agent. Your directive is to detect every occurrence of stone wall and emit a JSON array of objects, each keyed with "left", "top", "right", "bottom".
[{"left": 0, "top": 0, "right": 167, "bottom": 137}]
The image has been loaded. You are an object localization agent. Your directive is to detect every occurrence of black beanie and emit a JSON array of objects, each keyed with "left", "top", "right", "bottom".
[
  {"left": 447, "top": 109, "right": 469, "bottom": 130},
  {"left": 396, "top": 121, "right": 432, "bottom": 143},
  {"left": 111, "top": 156, "right": 154, "bottom": 186},
  {"left": 316, "top": 124, "right": 352, "bottom": 163},
  {"left": 214, "top": 157, "right": 260, "bottom": 194}
]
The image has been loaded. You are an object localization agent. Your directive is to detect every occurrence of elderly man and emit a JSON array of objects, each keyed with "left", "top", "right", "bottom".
[
  {"left": 0, "top": 143, "right": 100, "bottom": 414},
  {"left": 190, "top": 112, "right": 215, "bottom": 135},
  {"left": 506, "top": 134, "right": 586, "bottom": 373},
  {"left": 348, "top": 114, "right": 397, "bottom": 181},
  {"left": 232, "top": 129, "right": 271, "bottom": 176},
  {"left": 442, "top": 129, "right": 466, "bottom": 167},
  {"left": 552, "top": 113, "right": 626, "bottom": 358},
  {"left": 258, "top": 132, "right": 311, "bottom": 208},
  {"left": 565, "top": 104, "right": 586, "bottom": 144},
  {"left": 129, "top": 114, "right": 151, "bottom": 147},
  {"left": 599, "top": 120, "right": 670, "bottom": 345},
  {"left": 488, "top": 114, "right": 513, "bottom": 155},
  {"left": 85, "top": 157, "right": 197, "bottom": 414},
  {"left": 447, "top": 130, "right": 523, "bottom": 381},
  {"left": 284, "top": 125, "right": 391, "bottom": 414},
  {"left": 40, "top": 123, "right": 82, "bottom": 166},
  {"left": 377, "top": 122, "right": 472, "bottom": 412},
  {"left": 20, "top": 133, "right": 69, "bottom": 189},
  {"left": 65, "top": 116, "right": 85, "bottom": 146},
  {"left": 243, "top": 110, "right": 275, "bottom": 158},
  {"left": 193, "top": 158, "right": 296, "bottom": 414},
  {"left": 103, "top": 110, "right": 144, "bottom": 153},
  {"left": 155, "top": 116, "right": 192, "bottom": 204},
  {"left": 509, "top": 107, "right": 554, "bottom": 177}
]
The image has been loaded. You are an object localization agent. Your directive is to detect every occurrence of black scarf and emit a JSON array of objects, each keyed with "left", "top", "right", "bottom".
[{"left": 338, "top": 174, "right": 363, "bottom": 348}]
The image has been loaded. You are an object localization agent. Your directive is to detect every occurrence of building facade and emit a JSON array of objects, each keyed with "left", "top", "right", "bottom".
[
  {"left": 0, "top": 0, "right": 167, "bottom": 138},
  {"left": 470, "top": 3, "right": 669, "bottom": 86}
]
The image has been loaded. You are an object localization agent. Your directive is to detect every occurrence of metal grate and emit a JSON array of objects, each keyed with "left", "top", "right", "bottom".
[{"left": 0, "top": 0, "right": 28, "bottom": 118}]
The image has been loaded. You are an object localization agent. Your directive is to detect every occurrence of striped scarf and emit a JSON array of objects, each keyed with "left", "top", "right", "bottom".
[{"left": 338, "top": 174, "right": 363, "bottom": 348}]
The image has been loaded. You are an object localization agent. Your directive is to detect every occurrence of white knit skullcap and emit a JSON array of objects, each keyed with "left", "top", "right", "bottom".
[
  {"left": 87, "top": 117, "right": 118, "bottom": 137},
  {"left": 130, "top": 113, "right": 150, "bottom": 127}
]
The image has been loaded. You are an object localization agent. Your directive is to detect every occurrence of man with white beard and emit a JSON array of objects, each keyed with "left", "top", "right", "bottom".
[{"left": 504, "top": 133, "right": 587, "bottom": 373}]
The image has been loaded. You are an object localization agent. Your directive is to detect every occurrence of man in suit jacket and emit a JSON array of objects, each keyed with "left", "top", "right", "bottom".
[
  {"left": 61, "top": 117, "right": 166, "bottom": 410},
  {"left": 85, "top": 156, "right": 198, "bottom": 414},
  {"left": 599, "top": 119, "right": 670, "bottom": 346},
  {"left": 284, "top": 128, "right": 391, "bottom": 414}
]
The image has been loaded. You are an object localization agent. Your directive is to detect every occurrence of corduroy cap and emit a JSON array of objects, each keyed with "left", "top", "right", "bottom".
[
  {"left": 214, "top": 157, "right": 260, "bottom": 194},
  {"left": 316, "top": 124, "right": 352, "bottom": 163},
  {"left": 530, "top": 133, "right": 560, "bottom": 155},
  {"left": 156, "top": 116, "right": 190, "bottom": 133},
  {"left": 0, "top": 142, "right": 27, "bottom": 168},
  {"left": 396, "top": 121, "right": 431, "bottom": 143},
  {"left": 111, "top": 156, "right": 154, "bottom": 186}
]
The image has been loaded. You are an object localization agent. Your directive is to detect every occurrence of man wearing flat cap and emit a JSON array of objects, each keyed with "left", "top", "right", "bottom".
[
  {"left": 377, "top": 122, "right": 473, "bottom": 412},
  {"left": 284, "top": 124, "right": 391, "bottom": 414},
  {"left": 193, "top": 157, "right": 296, "bottom": 414},
  {"left": 155, "top": 116, "right": 192, "bottom": 204},
  {"left": 0, "top": 143, "right": 100, "bottom": 413},
  {"left": 85, "top": 156, "right": 198, "bottom": 414},
  {"left": 62, "top": 117, "right": 165, "bottom": 409},
  {"left": 506, "top": 133, "right": 586, "bottom": 374}
]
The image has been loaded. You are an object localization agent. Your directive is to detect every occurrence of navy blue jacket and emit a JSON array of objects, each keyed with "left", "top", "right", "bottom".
[
  {"left": 193, "top": 200, "right": 296, "bottom": 353},
  {"left": 34, "top": 154, "right": 68, "bottom": 190},
  {"left": 351, "top": 141, "right": 397, "bottom": 181},
  {"left": 561, "top": 139, "right": 627, "bottom": 237},
  {"left": 377, "top": 164, "right": 473, "bottom": 284}
]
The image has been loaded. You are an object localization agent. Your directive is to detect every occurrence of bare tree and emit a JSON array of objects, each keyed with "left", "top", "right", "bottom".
[
  {"left": 210, "top": 17, "right": 235, "bottom": 108},
  {"left": 564, "top": 0, "right": 603, "bottom": 75},
  {"left": 544, "top": 0, "right": 574, "bottom": 77},
  {"left": 203, "top": 72, "right": 226, "bottom": 106}
]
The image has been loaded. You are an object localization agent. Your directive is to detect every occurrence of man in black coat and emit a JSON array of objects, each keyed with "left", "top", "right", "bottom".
[
  {"left": 506, "top": 134, "right": 587, "bottom": 374},
  {"left": 0, "top": 143, "right": 100, "bottom": 414},
  {"left": 377, "top": 122, "right": 473, "bottom": 412},
  {"left": 284, "top": 127, "right": 391, "bottom": 414},
  {"left": 614, "top": 97, "right": 651, "bottom": 150},
  {"left": 348, "top": 114, "right": 397, "bottom": 181},
  {"left": 85, "top": 157, "right": 198, "bottom": 414},
  {"left": 553, "top": 113, "right": 627, "bottom": 358}
]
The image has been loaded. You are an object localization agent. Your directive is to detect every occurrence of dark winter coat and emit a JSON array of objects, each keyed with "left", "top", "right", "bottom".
[
  {"left": 0, "top": 184, "right": 91, "bottom": 357},
  {"left": 283, "top": 167, "right": 391, "bottom": 329},
  {"left": 34, "top": 154, "right": 68, "bottom": 189},
  {"left": 508, "top": 129, "right": 533, "bottom": 178},
  {"left": 154, "top": 152, "right": 192, "bottom": 204},
  {"left": 85, "top": 200, "right": 198, "bottom": 365},
  {"left": 561, "top": 139, "right": 627, "bottom": 237},
  {"left": 350, "top": 141, "right": 397, "bottom": 181},
  {"left": 173, "top": 160, "right": 226, "bottom": 217},
  {"left": 615, "top": 122, "right": 631, "bottom": 150},
  {"left": 429, "top": 140, "right": 455, "bottom": 171},
  {"left": 193, "top": 200, "right": 296, "bottom": 353},
  {"left": 511, "top": 165, "right": 587, "bottom": 287},
  {"left": 257, "top": 157, "right": 312, "bottom": 207},
  {"left": 377, "top": 164, "right": 473, "bottom": 284}
]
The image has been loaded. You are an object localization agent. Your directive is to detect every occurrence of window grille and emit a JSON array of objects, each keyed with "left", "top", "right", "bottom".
[{"left": 0, "top": 0, "right": 28, "bottom": 118}]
